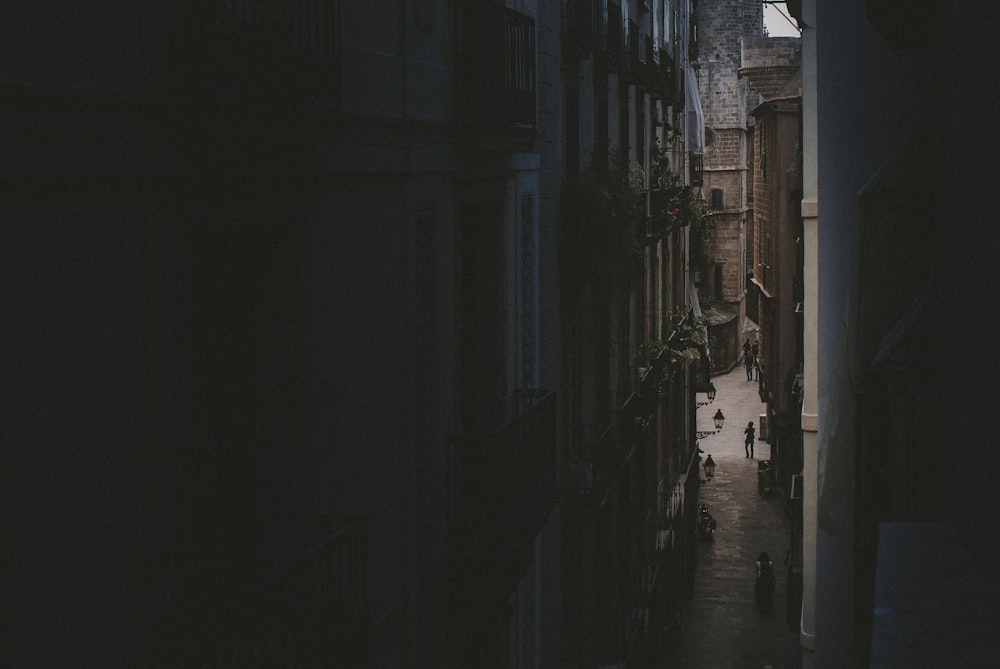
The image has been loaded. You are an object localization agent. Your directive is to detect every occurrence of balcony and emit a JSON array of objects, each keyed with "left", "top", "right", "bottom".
[
  {"left": 173, "top": 0, "right": 340, "bottom": 106},
  {"left": 651, "top": 47, "right": 677, "bottom": 102},
  {"left": 571, "top": 422, "right": 620, "bottom": 498},
  {"left": 624, "top": 19, "right": 642, "bottom": 83},
  {"left": 567, "top": 0, "right": 603, "bottom": 61},
  {"left": 604, "top": 2, "right": 626, "bottom": 71},
  {"left": 689, "top": 152, "right": 704, "bottom": 187},
  {"left": 196, "top": 516, "right": 368, "bottom": 667},
  {"left": 448, "top": 391, "right": 556, "bottom": 592},
  {"left": 689, "top": 13, "right": 699, "bottom": 61},
  {"left": 456, "top": 1, "right": 537, "bottom": 128}
]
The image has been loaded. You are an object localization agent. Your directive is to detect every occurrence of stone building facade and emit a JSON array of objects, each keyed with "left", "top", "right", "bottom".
[
  {"left": 742, "top": 35, "right": 804, "bottom": 632},
  {"left": 560, "top": 1, "right": 707, "bottom": 664},
  {"left": 694, "top": 0, "right": 764, "bottom": 368}
]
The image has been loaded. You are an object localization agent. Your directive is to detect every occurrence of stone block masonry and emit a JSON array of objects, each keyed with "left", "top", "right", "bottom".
[{"left": 705, "top": 128, "right": 747, "bottom": 171}]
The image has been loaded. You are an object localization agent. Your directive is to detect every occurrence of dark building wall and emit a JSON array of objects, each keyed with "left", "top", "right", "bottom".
[
  {"left": 2, "top": 4, "right": 406, "bottom": 665},
  {"left": 2, "top": 177, "right": 334, "bottom": 665},
  {"left": 808, "top": 1, "right": 1000, "bottom": 664}
]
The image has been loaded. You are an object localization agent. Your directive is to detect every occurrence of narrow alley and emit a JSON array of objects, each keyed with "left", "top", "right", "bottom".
[{"left": 660, "top": 365, "right": 802, "bottom": 669}]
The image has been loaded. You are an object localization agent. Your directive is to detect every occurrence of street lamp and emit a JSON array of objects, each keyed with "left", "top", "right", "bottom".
[
  {"left": 696, "top": 382, "right": 717, "bottom": 407},
  {"left": 696, "top": 409, "right": 726, "bottom": 439},
  {"left": 703, "top": 454, "right": 716, "bottom": 482}
]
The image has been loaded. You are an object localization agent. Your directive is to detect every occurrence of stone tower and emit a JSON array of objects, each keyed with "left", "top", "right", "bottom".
[{"left": 695, "top": 0, "right": 764, "bottom": 365}]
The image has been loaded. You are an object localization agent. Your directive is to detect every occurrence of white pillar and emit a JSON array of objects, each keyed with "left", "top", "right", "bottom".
[{"left": 799, "top": 0, "right": 818, "bottom": 661}]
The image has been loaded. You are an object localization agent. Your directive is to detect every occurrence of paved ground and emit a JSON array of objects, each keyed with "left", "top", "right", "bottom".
[{"left": 658, "top": 366, "right": 802, "bottom": 669}]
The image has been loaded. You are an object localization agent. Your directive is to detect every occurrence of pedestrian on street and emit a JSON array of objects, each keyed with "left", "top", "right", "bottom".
[
  {"left": 743, "top": 339, "right": 752, "bottom": 360},
  {"left": 744, "top": 351, "right": 753, "bottom": 380},
  {"left": 751, "top": 340, "right": 759, "bottom": 361},
  {"left": 744, "top": 421, "right": 756, "bottom": 458},
  {"left": 754, "top": 356, "right": 761, "bottom": 381}
]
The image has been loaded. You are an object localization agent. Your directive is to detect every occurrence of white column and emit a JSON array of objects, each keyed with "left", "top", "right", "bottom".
[{"left": 799, "top": 0, "right": 818, "bottom": 661}]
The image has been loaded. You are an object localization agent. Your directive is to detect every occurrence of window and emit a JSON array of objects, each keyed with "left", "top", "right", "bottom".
[{"left": 711, "top": 188, "right": 724, "bottom": 210}]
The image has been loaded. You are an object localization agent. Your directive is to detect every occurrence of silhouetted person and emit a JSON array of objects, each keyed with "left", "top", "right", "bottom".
[
  {"left": 754, "top": 551, "right": 775, "bottom": 609},
  {"left": 744, "top": 421, "right": 755, "bottom": 458}
]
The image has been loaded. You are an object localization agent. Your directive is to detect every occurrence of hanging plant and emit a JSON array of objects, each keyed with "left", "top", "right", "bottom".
[
  {"left": 646, "top": 141, "right": 709, "bottom": 244},
  {"left": 665, "top": 308, "right": 710, "bottom": 365},
  {"left": 647, "top": 339, "right": 668, "bottom": 359}
]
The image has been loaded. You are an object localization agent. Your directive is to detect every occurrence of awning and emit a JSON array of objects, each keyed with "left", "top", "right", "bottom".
[
  {"left": 685, "top": 68, "right": 705, "bottom": 154},
  {"left": 750, "top": 275, "right": 775, "bottom": 299}
]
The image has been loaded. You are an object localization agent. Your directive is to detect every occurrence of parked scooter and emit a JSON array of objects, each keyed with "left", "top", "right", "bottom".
[
  {"left": 698, "top": 504, "right": 717, "bottom": 538},
  {"left": 754, "top": 551, "right": 775, "bottom": 610}
]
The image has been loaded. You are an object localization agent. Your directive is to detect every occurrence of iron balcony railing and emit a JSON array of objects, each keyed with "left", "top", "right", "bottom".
[
  {"left": 625, "top": 19, "right": 641, "bottom": 80},
  {"left": 447, "top": 391, "right": 557, "bottom": 646},
  {"left": 198, "top": 516, "right": 368, "bottom": 668},
  {"left": 179, "top": 0, "right": 340, "bottom": 103},
  {"left": 572, "top": 356, "right": 668, "bottom": 500},
  {"left": 658, "top": 48, "right": 677, "bottom": 100},
  {"left": 606, "top": 1, "right": 625, "bottom": 69},
  {"left": 568, "top": 0, "right": 603, "bottom": 59},
  {"left": 456, "top": 1, "right": 537, "bottom": 127},
  {"left": 571, "top": 421, "right": 617, "bottom": 497},
  {"left": 689, "top": 152, "right": 704, "bottom": 187},
  {"left": 448, "top": 390, "right": 557, "bottom": 548},
  {"left": 211, "top": 0, "right": 338, "bottom": 55}
]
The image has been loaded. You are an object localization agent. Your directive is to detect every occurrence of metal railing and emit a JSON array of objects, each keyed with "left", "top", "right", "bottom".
[
  {"left": 211, "top": 0, "right": 338, "bottom": 57},
  {"left": 448, "top": 391, "right": 557, "bottom": 539},
  {"left": 177, "top": 0, "right": 341, "bottom": 103},
  {"left": 198, "top": 516, "right": 368, "bottom": 667},
  {"left": 456, "top": 1, "right": 536, "bottom": 126},
  {"left": 446, "top": 391, "right": 557, "bottom": 652}
]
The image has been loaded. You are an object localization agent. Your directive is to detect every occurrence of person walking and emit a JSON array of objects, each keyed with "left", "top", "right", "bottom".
[
  {"left": 744, "top": 421, "right": 756, "bottom": 458},
  {"left": 744, "top": 350, "right": 754, "bottom": 381}
]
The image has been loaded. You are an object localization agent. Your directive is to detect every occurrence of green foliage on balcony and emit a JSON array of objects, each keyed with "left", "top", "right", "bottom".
[
  {"left": 648, "top": 142, "right": 712, "bottom": 284},
  {"left": 665, "top": 308, "right": 710, "bottom": 365}
]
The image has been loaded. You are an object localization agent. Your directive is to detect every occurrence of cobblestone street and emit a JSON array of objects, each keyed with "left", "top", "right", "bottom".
[{"left": 659, "top": 365, "right": 802, "bottom": 669}]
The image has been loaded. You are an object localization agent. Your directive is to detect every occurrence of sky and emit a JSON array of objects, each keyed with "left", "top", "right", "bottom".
[{"left": 763, "top": 2, "right": 801, "bottom": 37}]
